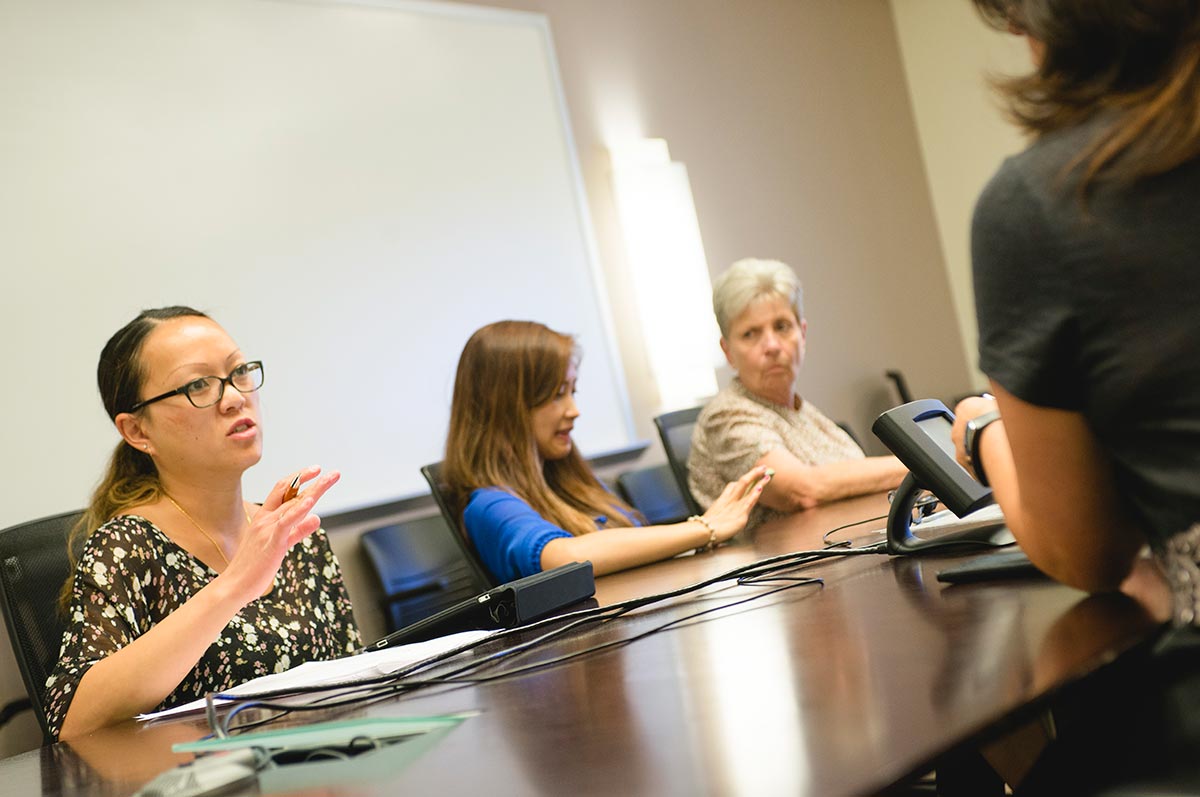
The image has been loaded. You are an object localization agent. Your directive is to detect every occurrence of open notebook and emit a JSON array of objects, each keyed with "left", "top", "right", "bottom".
[{"left": 138, "top": 630, "right": 493, "bottom": 722}]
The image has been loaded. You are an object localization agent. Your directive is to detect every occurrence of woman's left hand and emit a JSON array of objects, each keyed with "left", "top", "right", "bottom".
[
  {"left": 701, "top": 465, "right": 772, "bottom": 543},
  {"left": 951, "top": 395, "right": 999, "bottom": 475},
  {"left": 223, "top": 466, "right": 341, "bottom": 604},
  {"left": 260, "top": 466, "right": 338, "bottom": 528}
]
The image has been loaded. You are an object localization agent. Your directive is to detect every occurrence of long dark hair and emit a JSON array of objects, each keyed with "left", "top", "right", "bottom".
[
  {"left": 442, "top": 320, "right": 641, "bottom": 537},
  {"left": 973, "top": 0, "right": 1200, "bottom": 193},
  {"left": 60, "top": 306, "right": 209, "bottom": 608}
]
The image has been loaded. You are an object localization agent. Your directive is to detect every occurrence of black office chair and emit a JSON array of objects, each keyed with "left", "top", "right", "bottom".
[
  {"left": 420, "top": 462, "right": 497, "bottom": 586},
  {"left": 653, "top": 406, "right": 704, "bottom": 515},
  {"left": 361, "top": 514, "right": 493, "bottom": 635},
  {"left": 615, "top": 464, "right": 691, "bottom": 525},
  {"left": 0, "top": 509, "right": 82, "bottom": 744},
  {"left": 886, "top": 369, "right": 980, "bottom": 413},
  {"left": 886, "top": 369, "right": 915, "bottom": 405}
]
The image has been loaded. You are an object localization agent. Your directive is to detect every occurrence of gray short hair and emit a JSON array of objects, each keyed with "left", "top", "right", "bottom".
[{"left": 711, "top": 258, "right": 804, "bottom": 337}]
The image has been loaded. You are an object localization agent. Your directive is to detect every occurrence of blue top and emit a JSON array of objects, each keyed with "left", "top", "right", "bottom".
[{"left": 463, "top": 487, "right": 642, "bottom": 583}]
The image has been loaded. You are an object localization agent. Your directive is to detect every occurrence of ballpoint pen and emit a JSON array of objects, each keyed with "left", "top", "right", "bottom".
[{"left": 282, "top": 474, "right": 301, "bottom": 502}]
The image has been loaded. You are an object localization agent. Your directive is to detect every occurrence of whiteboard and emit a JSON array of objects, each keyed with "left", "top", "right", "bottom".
[{"left": 0, "top": 0, "right": 634, "bottom": 527}]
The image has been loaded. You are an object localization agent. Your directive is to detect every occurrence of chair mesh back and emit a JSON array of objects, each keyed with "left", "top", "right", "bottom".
[
  {"left": 653, "top": 407, "right": 704, "bottom": 515},
  {"left": 420, "top": 462, "right": 497, "bottom": 586},
  {"left": 0, "top": 510, "right": 80, "bottom": 742}
]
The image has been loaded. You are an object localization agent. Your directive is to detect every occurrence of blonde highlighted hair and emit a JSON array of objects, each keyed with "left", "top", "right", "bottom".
[
  {"left": 711, "top": 258, "right": 803, "bottom": 338},
  {"left": 442, "top": 320, "right": 641, "bottom": 538}
]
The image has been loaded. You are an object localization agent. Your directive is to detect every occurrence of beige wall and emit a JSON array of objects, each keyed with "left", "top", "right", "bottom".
[
  {"left": 889, "top": 0, "right": 1031, "bottom": 389},
  {"left": 458, "top": 0, "right": 973, "bottom": 446}
]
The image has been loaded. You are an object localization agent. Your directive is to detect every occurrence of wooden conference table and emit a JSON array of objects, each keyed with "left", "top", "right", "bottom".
[{"left": 0, "top": 493, "right": 1165, "bottom": 796}]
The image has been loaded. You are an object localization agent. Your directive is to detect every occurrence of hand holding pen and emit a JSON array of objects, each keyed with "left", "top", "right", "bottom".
[{"left": 221, "top": 466, "right": 340, "bottom": 605}]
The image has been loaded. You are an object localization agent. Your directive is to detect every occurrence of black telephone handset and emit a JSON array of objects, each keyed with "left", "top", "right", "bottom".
[{"left": 872, "top": 399, "right": 1011, "bottom": 555}]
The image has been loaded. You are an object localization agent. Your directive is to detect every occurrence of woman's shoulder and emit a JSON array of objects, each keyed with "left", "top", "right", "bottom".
[
  {"left": 464, "top": 487, "right": 561, "bottom": 532},
  {"left": 465, "top": 486, "right": 529, "bottom": 514},
  {"left": 86, "top": 514, "right": 159, "bottom": 548},
  {"left": 699, "top": 382, "right": 797, "bottom": 438},
  {"left": 979, "top": 123, "right": 1100, "bottom": 222},
  {"left": 699, "top": 380, "right": 762, "bottom": 421},
  {"left": 72, "top": 515, "right": 168, "bottom": 583}
]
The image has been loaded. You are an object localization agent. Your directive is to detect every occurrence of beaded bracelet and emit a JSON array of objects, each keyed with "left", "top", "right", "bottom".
[{"left": 689, "top": 515, "right": 717, "bottom": 553}]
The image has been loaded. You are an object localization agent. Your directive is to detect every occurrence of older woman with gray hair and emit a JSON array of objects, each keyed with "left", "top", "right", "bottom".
[{"left": 688, "top": 258, "right": 907, "bottom": 529}]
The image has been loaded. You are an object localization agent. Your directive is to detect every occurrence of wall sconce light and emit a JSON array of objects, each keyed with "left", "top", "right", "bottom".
[{"left": 608, "top": 139, "right": 720, "bottom": 411}]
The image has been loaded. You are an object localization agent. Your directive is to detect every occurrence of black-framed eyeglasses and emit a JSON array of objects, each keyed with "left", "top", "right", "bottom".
[{"left": 125, "top": 361, "right": 264, "bottom": 413}]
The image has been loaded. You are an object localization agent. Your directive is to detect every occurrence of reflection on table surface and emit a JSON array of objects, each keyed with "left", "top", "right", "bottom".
[{"left": 0, "top": 494, "right": 1163, "bottom": 796}]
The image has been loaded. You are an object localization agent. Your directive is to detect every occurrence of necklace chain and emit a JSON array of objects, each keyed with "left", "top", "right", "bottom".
[{"left": 163, "top": 493, "right": 252, "bottom": 567}]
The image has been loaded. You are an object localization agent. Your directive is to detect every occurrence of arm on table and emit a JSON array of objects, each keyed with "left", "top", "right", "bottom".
[
  {"left": 755, "top": 448, "right": 908, "bottom": 512},
  {"left": 61, "top": 571, "right": 257, "bottom": 739},
  {"left": 953, "top": 386, "right": 1144, "bottom": 592},
  {"left": 542, "top": 466, "right": 771, "bottom": 575}
]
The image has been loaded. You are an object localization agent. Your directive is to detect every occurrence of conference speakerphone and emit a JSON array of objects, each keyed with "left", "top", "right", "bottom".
[
  {"left": 365, "top": 561, "right": 596, "bottom": 651},
  {"left": 873, "top": 399, "right": 1012, "bottom": 554}
]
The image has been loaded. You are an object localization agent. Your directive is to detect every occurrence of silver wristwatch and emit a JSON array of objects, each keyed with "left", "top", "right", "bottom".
[{"left": 963, "top": 409, "right": 1002, "bottom": 486}]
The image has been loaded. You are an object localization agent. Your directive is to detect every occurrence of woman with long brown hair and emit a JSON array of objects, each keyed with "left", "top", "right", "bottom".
[
  {"left": 443, "top": 320, "right": 770, "bottom": 583},
  {"left": 954, "top": 0, "right": 1200, "bottom": 613},
  {"left": 949, "top": 1, "right": 1200, "bottom": 790},
  {"left": 46, "top": 307, "right": 358, "bottom": 740}
]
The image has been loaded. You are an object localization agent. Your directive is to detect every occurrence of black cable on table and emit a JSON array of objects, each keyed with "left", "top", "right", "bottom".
[{"left": 208, "top": 515, "right": 895, "bottom": 737}]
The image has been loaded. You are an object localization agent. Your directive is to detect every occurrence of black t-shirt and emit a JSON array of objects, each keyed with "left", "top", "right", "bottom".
[{"left": 972, "top": 120, "right": 1200, "bottom": 544}]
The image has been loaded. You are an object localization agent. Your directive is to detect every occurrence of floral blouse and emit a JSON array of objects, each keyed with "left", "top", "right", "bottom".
[{"left": 44, "top": 515, "right": 361, "bottom": 739}]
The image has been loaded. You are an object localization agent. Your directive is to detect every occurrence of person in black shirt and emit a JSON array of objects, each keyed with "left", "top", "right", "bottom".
[
  {"left": 953, "top": 0, "right": 1200, "bottom": 615},
  {"left": 952, "top": 1, "right": 1200, "bottom": 792}
]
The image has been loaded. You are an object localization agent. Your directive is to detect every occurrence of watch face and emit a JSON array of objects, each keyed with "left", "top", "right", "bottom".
[{"left": 966, "top": 411, "right": 1000, "bottom": 470}]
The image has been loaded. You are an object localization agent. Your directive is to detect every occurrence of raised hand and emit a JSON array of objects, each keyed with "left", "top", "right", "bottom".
[
  {"left": 223, "top": 466, "right": 341, "bottom": 604},
  {"left": 701, "top": 465, "right": 772, "bottom": 544}
]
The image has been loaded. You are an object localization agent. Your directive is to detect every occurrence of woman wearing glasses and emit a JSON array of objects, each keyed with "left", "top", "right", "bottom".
[
  {"left": 45, "top": 307, "right": 359, "bottom": 740},
  {"left": 443, "top": 320, "right": 769, "bottom": 584}
]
